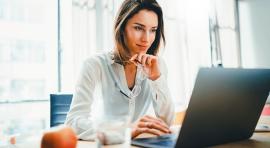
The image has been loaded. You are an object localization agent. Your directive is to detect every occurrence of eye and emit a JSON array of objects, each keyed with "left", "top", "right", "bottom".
[
  {"left": 151, "top": 29, "right": 157, "bottom": 33},
  {"left": 134, "top": 26, "right": 143, "bottom": 31}
]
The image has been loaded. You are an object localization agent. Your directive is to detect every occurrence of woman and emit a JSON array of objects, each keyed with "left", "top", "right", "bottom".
[{"left": 65, "top": 0, "right": 175, "bottom": 140}]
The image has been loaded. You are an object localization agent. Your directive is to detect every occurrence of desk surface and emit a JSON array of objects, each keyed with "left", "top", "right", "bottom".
[
  {"left": 211, "top": 115, "right": 270, "bottom": 148},
  {"left": 15, "top": 116, "right": 270, "bottom": 148}
]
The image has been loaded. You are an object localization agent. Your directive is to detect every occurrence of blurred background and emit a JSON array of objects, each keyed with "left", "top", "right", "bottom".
[{"left": 0, "top": 0, "right": 269, "bottom": 137}]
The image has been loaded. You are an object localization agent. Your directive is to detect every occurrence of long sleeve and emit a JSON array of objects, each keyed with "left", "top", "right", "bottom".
[
  {"left": 65, "top": 57, "right": 101, "bottom": 140},
  {"left": 150, "top": 58, "right": 175, "bottom": 125}
]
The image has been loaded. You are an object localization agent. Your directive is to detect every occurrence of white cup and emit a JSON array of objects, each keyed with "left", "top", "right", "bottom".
[{"left": 95, "top": 115, "right": 131, "bottom": 147}]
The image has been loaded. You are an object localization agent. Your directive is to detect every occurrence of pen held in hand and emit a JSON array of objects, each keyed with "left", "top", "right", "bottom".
[
  {"left": 134, "top": 59, "right": 142, "bottom": 65},
  {"left": 129, "top": 58, "right": 142, "bottom": 66}
]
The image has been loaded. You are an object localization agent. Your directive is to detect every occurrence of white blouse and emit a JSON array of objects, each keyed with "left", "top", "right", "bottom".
[{"left": 65, "top": 51, "right": 175, "bottom": 140}]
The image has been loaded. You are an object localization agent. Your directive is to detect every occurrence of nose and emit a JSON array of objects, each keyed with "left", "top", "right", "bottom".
[{"left": 141, "top": 31, "right": 150, "bottom": 43}]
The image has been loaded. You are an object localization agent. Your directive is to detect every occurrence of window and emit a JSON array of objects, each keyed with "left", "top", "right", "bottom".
[
  {"left": 0, "top": 0, "right": 57, "bottom": 137},
  {"left": 0, "top": 0, "right": 218, "bottom": 138},
  {"left": 0, "top": 0, "right": 57, "bottom": 101},
  {"left": 0, "top": 0, "right": 7, "bottom": 19}
]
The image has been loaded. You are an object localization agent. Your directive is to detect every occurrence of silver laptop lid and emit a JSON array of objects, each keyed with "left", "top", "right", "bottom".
[{"left": 176, "top": 68, "right": 270, "bottom": 147}]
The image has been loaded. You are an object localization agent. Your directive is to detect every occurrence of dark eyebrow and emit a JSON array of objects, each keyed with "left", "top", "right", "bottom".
[
  {"left": 134, "top": 23, "right": 157, "bottom": 29},
  {"left": 134, "top": 23, "right": 145, "bottom": 27}
]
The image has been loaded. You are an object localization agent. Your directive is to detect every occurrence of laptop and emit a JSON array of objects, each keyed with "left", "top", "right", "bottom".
[{"left": 132, "top": 68, "right": 270, "bottom": 148}]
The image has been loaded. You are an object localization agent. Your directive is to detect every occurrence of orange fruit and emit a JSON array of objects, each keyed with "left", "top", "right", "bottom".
[{"left": 41, "top": 126, "right": 77, "bottom": 148}]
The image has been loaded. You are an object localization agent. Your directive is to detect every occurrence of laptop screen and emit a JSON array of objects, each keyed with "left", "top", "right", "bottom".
[{"left": 132, "top": 68, "right": 270, "bottom": 148}]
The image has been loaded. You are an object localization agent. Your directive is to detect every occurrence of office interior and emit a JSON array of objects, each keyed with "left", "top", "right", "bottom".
[{"left": 0, "top": 0, "right": 270, "bottom": 144}]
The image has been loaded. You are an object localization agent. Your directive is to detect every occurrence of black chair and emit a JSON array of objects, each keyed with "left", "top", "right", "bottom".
[{"left": 50, "top": 94, "right": 73, "bottom": 127}]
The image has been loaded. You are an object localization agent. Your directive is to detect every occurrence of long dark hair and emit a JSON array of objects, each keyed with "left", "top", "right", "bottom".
[{"left": 113, "top": 0, "right": 165, "bottom": 64}]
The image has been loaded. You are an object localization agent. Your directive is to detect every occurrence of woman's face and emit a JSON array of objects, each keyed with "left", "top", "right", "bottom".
[{"left": 124, "top": 9, "right": 158, "bottom": 55}]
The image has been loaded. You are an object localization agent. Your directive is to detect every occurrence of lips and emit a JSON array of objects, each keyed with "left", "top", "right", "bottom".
[
  {"left": 136, "top": 44, "right": 149, "bottom": 50},
  {"left": 137, "top": 44, "right": 148, "bottom": 47}
]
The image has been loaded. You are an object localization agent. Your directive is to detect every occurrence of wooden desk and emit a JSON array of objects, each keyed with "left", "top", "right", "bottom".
[
  {"left": 14, "top": 116, "right": 270, "bottom": 148},
  {"left": 81, "top": 116, "right": 270, "bottom": 148},
  {"left": 60, "top": 116, "right": 270, "bottom": 148}
]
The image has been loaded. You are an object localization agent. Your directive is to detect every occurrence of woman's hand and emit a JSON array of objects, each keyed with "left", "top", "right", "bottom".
[
  {"left": 131, "top": 115, "right": 171, "bottom": 139},
  {"left": 130, "top": 53, "right": 161, "bottom": 80}
]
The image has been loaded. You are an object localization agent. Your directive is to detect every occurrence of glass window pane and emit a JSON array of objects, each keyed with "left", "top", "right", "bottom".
[
  {"left": 0, "top": 0, "right": 58, "bottom": 139},
  {"left": 0, "top": 0, "right": 58, "bottom": 101}
]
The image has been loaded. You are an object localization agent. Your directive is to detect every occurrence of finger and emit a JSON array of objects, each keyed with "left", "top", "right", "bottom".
[
  {"left": 132, "top": 127, "right": 160, "bottom": 138},
  {"left": 138, "top": 122, "right": 170, "bottom": 133},
  {"left": 137, "top": 53, "right": 143, "bottom": 63},
  {"left": 142, "top": 115, "right": 169, "bottom": 128},
  {"left": 145, "top": 55, "right": 157, "bottom": 67},
  {"left": 138, "top": 121, "right": 170, "bottom": 135},
  {"left": 140, "top": 116, "right": 162, "bottom": 126},
  {"left": 141, "top": 116, "right": 171, "bottom": 132},
  {"left": 141, "top": 54, "right": 148, "bottom": 66},
  {"left": 130, "top": 54, "right": 143, "bottom": 65},
  {"left": 139, "top": 128, "right": 163, "bottom": 136},
  {"left": 149, "top": 55, "right": 158, "bottom": 64},
  {"left": 130, "top": 54, "right": 138, "bottom": 61},
  {"left": 145, "top": 115, "right": 164, "bottom": 123},
  {"left": 147, "top": 56, "right": 152, "bottom": 66},
  {"left": 129, "top": 54, "right": 139, "bottom": 65}
]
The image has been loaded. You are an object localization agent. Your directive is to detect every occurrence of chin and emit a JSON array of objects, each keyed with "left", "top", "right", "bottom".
[
  {"left": 133, "top": 45, "right": 148, "bottom": 53},
  {"left": 139, "top": 51, "right": 147, "bottom": 54},
  {"left": 137, "top": 48, "right": 149, "bottom": 54}
]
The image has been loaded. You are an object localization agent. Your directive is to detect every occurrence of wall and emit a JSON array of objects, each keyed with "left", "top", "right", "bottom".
[{"left": 238, "top": 0, "right": 270, "bottom": 68}]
